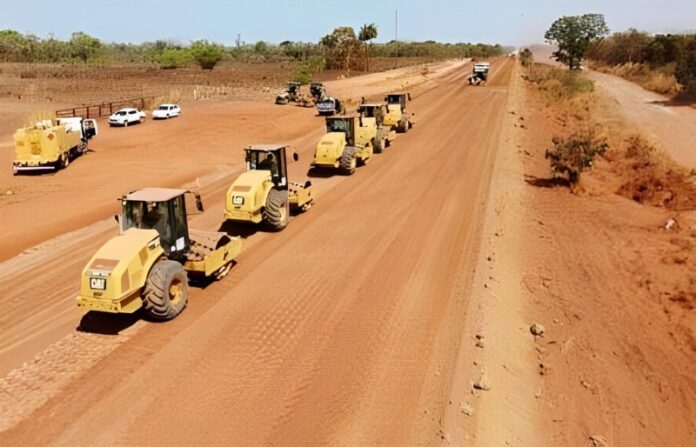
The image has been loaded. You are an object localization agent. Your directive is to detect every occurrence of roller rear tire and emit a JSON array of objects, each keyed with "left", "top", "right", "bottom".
[
  {"left": 263, "top": 188, "right": 290, "bottom": 231},
  {"left": 339, "top": 146, "right": 357, "bottom": 175},
  {"left": 143, "top": 260, "right": 189, "bottom": 321}
]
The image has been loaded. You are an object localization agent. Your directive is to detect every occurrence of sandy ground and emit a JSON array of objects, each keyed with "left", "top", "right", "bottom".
[
  {"left": 2, "top": 54, "right": 695, "bottom": 445},
  {"left": 0, "top": 61, "right": 512, "bottom": 443}
]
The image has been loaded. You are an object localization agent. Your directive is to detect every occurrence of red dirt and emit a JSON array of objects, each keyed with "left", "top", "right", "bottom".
[{"left": 1, "top": 54, "right": 695, "bottom": 446}]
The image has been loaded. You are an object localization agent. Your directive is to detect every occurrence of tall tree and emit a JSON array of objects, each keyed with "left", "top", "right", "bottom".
[
  {"left": 321, "top": 26, "right": 359, "bottom": 73},
  {"left": 545, "top": 14, "right": 609, "bottom": 70},
  {"left": 358, "top": 23, "right": 378, "bottom": 71},
  {"left": 69, "top": 31, "right": 102, "bottom": 62}
]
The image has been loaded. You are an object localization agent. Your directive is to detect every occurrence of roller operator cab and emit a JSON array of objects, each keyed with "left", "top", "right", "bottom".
[
  {"left": 77, "top": 188, "right": 242, "bottom": 321},
  {"left": 383, "top": 92, "right": 415, "bottom": 133},
  {"left": 312, "top": 115, "right": 374, "bottom": 175},
  {"left": 358, "top": 102, "right": 397, "bottom": 153},
  {"left": 225, "top": 145, "right": 314, "bottom": 231}
]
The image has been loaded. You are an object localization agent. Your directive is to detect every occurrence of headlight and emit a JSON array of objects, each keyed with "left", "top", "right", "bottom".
[{"left": 233, "top": 196, "right": 244, "bottom": 205}]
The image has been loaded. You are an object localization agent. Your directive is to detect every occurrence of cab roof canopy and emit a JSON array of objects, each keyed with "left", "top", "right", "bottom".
[
  {"left": 388, "top": 92, "right": 408, "bottom": 95},
  {"left": 246, "top": 144, "right": 288, "bottom": 151},
  {"left": 124, "top": 188, "right": 188, "bottom": 202},
  {"left": 359, "top": 102, "right": 385, "bottom": 107},
  {"left": 327, "top": 114, "right": 359, "bottom": 119}
]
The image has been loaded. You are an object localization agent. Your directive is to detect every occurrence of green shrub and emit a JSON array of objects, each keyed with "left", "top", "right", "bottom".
[
  {"left": 545, "top": 127, "right": 608, "bottom": 185},
  {"left": 190, "top": 40, "right": 224, "bottom": 70},
  {"left": 156, "top": 48, "right": 191, "bottom": 69},
  {"left": 520, "top": 48, "right": 534, "bottom": 67}
]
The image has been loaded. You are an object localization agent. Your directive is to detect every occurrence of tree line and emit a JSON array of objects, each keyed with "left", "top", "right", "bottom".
[
  {"left": 0, "top": 27, "right": 506, "bottom": 72},
  {"left": 542, "top": 14, "right": 696, "bottom": 93}
]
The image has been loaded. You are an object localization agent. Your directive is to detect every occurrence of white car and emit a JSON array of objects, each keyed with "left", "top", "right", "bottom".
[
  {"left": 108, "top": 108, "right": 146, "bottom": 127},
  {"left": 152, "top": 104, "right": 181, "bottom": 120}
]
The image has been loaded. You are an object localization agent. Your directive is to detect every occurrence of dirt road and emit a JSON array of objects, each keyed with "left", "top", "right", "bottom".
[
  {"left": 0, "top": 58, "right": 514, "bottom": 444},
  {"left": 587, "top": 70, "right": 696, "bottom": 168}
]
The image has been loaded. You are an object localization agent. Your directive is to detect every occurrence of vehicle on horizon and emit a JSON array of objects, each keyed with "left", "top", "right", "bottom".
[
  {"left": 108, "top": 107, "right": 146, "bottom": 127},
  {"left": 468, "top": 62, "right": 490, "bottom": 86},
  {"left": 152, "top": 104, "right": 181, "bottom": 119}
]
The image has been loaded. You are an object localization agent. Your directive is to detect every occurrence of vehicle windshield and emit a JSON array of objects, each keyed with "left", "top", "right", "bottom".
[
  {"left": 122, "top": 197, "right": 187, "bottom": 254},
  {"left": 360, "top": 106, "right": 376, "bottom": 118},
  {"left": 327, "top": 119, "right": 351, "bottom": 137},
  {"left": 116, "top": 111, "right": 127, "bottom": 116},
  {"left": 158, "top": 106, "right": 170, "bottom": 110},
  {"left": 246, "top": 150, "right": 281, "bottom": 181},
  {"left": 387, "top": 95, "right": 402, "bottom": 105}
]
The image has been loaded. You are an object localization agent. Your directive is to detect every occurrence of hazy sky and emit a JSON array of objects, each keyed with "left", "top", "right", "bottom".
[{"left": 1, "top": 0, "right": 694, "bottom": 46}]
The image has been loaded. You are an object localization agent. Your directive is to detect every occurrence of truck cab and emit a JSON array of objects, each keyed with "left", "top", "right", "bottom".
[{"left": 384, "top": 92, "right": 414, "bottom": 132}]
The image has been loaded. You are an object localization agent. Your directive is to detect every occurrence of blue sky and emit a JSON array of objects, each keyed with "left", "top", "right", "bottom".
[{"left": 1, "top": 0, "right": 694, "bottom": 46}]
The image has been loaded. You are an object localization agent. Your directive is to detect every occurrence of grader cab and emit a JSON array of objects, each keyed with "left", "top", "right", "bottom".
[
  {"left": 312, "top": 115, "right": 374, "bottom": 175},
  {"left": 383, "top": 92, "right": 415, "bottom": 133},
  {"left": 225, "top": 145, "right": 314, "bottom": 231},
  {"left": 358, "top": 102, "right": 397, "bottom": 153},
  {"left": 77, "top": 188, "right": 241, "bottom": 321}
]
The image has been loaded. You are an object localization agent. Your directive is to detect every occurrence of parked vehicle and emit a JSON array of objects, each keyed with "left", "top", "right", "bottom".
[
  {"left": 108, "top": 108, "right": 146, "bottom": 127},
  {"left": 13, "top": 117, "right": 98, "bottom": 174},
  {"left": 152, "top": 104, "right": 181, "bottom": 119}
]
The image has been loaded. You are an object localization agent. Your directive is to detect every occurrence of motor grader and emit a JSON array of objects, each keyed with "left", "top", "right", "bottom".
[
  {"left": 358, "top": 102, "right": 396, "bottom": 153},
  {"left": 77, "top": 188, "right": 241, "bottom": 321},
  {"left": 468, "top": 62, "right": 490, "bottom": 86},
  {"left": 225, "top": 145, "right": 314, "bottom": 231},
  {"left": 275, "top": 81, "right": 301, "bottom": 104},
  {"left": 383, "top": 92, "right": 415, "bottom": 133},
  {"left": 312, "top": 115, "right": 374, "bottom": 175}
]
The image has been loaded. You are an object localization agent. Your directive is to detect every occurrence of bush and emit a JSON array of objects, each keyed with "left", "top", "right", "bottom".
[
  {"left": 676, "top": 37, "right": 696, "bottom": 93},
  {"left": 190, "top": 40, "right": 224, "bottom": 70},
  {"left": 545, "top": 127, "right": 608, "bottom": 185},
  {"left": 520, "top": 48, "right": 533, "bottom": 67},
  {"left": 294, "top": 65, "right": 312, "bottom": 84},
  {"left": 155, "top": 48, "right": 191, "bottom": 69}
]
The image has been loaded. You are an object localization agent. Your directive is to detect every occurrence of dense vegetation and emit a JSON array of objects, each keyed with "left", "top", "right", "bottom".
[
  {"left": 0, "top": 27, "right": 506, "bottom": 72},
  {"left": 586, "top": 30, "right": 696, "bottom": 93}
]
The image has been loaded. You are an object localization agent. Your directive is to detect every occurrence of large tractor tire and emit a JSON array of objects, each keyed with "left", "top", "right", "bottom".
[
  {"left": 398, "top": 117, "right": 409, "bottom": 133},
  {"left": 373, "top": 136, "right": 385, "bottom": 154},
  {"left": 263, "top": 188, "right": 290, "bottom": 231},
  {"left": 339, "top": 146, "right": 357, "bottom": 175},
  {"left": 142, "top": 260, "right": 189, "bottom": 320}
]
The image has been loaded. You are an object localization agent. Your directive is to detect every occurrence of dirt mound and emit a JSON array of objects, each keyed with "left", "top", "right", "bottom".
[{"left": 610, "top": 136, "right": 696, "bottom": 210}]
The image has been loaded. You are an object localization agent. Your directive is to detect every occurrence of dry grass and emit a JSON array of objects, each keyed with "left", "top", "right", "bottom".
[
  {"left": 524, "top": 63, "right": 594, "bottom": 104},
  {"left": 589, "top": 62, "right": 681, "bottom": 96}
]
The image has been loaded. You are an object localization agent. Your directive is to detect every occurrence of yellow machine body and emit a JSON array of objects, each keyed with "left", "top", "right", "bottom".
[
  {"left": 224, "top": 170, "right": 274, "bottom": 223},
  {"left": 76, "top": 228, "right": 164, "bottom": 314},
  {"left": 13, "top": 120, "right": 81, "bottom": 169},
  {"left": 312, "top": 116, "right": 373, "bottom": 169}
]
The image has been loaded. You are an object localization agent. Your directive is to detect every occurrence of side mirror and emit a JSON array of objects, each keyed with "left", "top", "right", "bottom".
[
  {"left": 292, "top": 152, "right": 299, "bottom": 162},
  {"left": 194, "top": 193, "right": 204, "bottom": 212}
]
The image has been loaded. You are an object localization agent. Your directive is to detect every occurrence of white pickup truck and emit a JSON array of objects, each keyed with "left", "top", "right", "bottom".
[{"left": 108, "top": 108, "right": 146, "bottom": 127}]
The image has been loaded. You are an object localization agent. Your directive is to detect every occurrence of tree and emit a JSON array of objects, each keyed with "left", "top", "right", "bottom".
[
  {"left": 190, "top": 40, "right": 224, "bottom": 69},
  {"left": 155, "top": 48, "right": 191, "bottom": 69},
  {"left": 675, "top": 36, "right": 696, "bottom": 93},
  {"left": 69, "top": 31, "right": 101, "bottom": 62},
  {"left": 545, "top": 14, "right": 609, "bottom": 70},
  {"left": 320, "top": 26, "right": 359, "bottom": 72},
  {"left": 358, "top": 23, "right": 378, "bottom": 71}
]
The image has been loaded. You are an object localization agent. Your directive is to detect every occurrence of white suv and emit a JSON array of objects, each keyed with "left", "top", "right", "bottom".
[
  {"left": 152, "top": 104, "right": 181, "bottom": 120},
  {"left": 108, "top": 108, "right": 146, "bottom": 127}
]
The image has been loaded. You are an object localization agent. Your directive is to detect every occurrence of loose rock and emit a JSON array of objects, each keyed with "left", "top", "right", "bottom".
[
  {"left": 589, "top": 435, "right": 608, "bottom": 447},
  {"left": 473, "top": 372, "right": 492, "bottom": 391},
  {"left": 530, "top": 323, "right": 545, "bottom": 336},
  {"left": 460, "top": 402, "right": 474, "bottom": 416}
]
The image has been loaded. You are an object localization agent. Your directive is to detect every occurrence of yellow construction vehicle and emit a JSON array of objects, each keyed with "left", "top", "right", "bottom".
[
  {"left": 312, "top": 114, "right": 374, "bottom": 175},
  {"left": 383, "top": 92, "right": 415, "bottom": 133},
  {"left": 358, "top": 102, "right": 397, "bottom": 153},
  {"left": 225, "top": 145, "right": 314, "bottom": 231},
  {"left": 77, "top": 188, "right": 241, "bottom": 320},
  {"left": 13, "top": 117, "right": 97, "bottom": 174}
]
